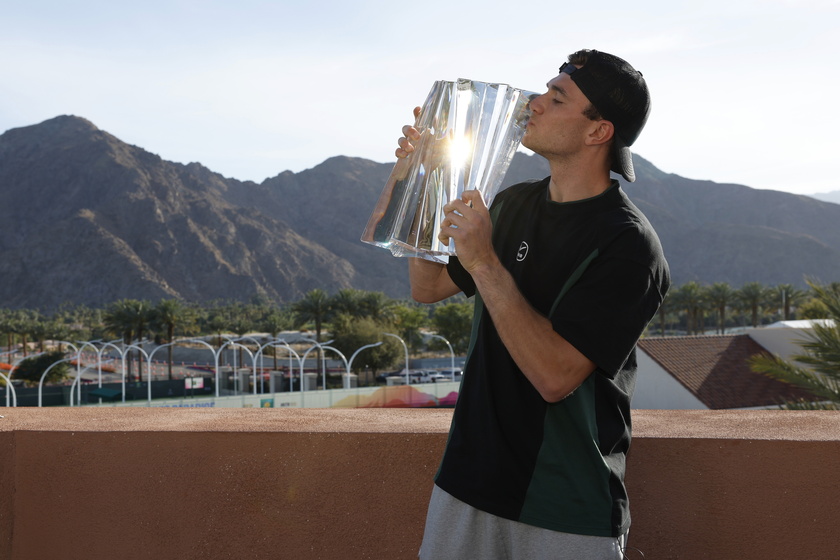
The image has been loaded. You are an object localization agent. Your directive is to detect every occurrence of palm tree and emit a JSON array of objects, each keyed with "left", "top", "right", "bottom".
[
  {"left": 292, "top": 290, "right": 332, "bottom": 382},
  {"left": 104, "top": 299, "right": 152, "bottom": 382},
  {"left": 359, "top": 292, "right": 397, "bottom": 323},
  {"left": 28, "top": 314, "right": 52, "bottom": 353},
  {"left": 773, "top": 284, "right": 807, "bottom": 321},
  {"left": 104, "top": 300, "right": 137, "bottom": 381},
  {"left": 227, "top": 302, "right": 258, "bottom": 372},
  {"left": 153, "top": 299, "right": 197, "bottom": 380},
  {"left": 749, "top": 281, "right": 840, "bottom": 409},
  {"left": 16, "top": 310, "right": 43, "bottom": 357},
  {"left": 128, "top": 300, "right": 153, "bottom": 381},
  {"left": 203, "top": 302, "right": 233, "bottom": 366},
  {"left": 737, "top": 282, "right": 769, "bottom": 328},
  {"left": 706, "top": 282, "right": 735, "bottom": 334},
  {"left": 329, "top": 289, "right": 366, "bottom": 318},
  {"left": 260, "top": 308, "right": 294, "bottom": 370},
  {"left": 797, "top": 282, "right": 840, "bottom": 319},
  {"left": 292, "top": 289, "right": 331, "bottom": 343},
  {"left": 672, "top": 282, "right": 706, "bottom": 335},
  {"left": 0, "top": 309, "right": 14, "bottom": 354}
]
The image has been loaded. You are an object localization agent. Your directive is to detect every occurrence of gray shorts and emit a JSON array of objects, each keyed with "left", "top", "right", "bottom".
[{"left": 419, "top": 485, "right": 627, "bottom": 560}]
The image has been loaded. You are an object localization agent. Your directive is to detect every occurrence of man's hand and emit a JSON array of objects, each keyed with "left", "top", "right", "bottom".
[
  {"left": 438, "top": 190, "right": 497, "bottom": 274},
  {"left": 395, "top": 106, "right": 422, "bottom": 159}
]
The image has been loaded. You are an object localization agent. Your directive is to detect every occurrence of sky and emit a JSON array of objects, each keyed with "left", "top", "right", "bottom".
[{"left": 2, "top": 0, "right": 839, "bottom": 196}]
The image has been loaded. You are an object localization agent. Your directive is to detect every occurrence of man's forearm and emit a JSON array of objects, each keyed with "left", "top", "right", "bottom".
[
  {"left": 470, "top": 259, "right": 596, "bottom": 403},
  {"left": 409, "top": 257, "right": 460, "bottom": 303}
]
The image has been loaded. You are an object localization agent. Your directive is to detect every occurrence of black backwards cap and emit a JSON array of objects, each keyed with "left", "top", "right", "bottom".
[{"left": 560, "top": 50, "right": 650, "bottom": 182}]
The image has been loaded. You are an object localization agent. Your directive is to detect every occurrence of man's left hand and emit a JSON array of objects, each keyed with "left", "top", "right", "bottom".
[{"left": 438, "top": 190, "right": 496, "bottom": 274}]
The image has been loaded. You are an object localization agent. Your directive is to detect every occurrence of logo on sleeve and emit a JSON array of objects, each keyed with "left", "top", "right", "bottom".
[{"left": 516, "top": 241, "right": 529, "bottom": 262}]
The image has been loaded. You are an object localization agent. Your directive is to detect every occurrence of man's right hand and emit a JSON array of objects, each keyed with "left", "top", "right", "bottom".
[{"left": 395, "top": 106, "right": 422, "bottom": 159}]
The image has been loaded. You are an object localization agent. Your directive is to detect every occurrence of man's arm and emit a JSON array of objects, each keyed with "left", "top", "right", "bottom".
[
  {"left": 440, "top": 190, "right": 596, "bottom": 403},
  {"left": 408, "top": 257, "right": 461, "bottom": 304}
]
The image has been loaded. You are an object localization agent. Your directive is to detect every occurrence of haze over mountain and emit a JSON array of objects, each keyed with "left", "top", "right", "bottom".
[
  {"left": 811, "top": 191, "right": 840, "bottom": 205},
  {"left": 2, "top": 115, "right": 839, "bottom": 311}
]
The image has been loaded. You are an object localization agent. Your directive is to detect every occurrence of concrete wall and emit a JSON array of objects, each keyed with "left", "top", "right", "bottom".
[{"left": 2, "top": 408, "right": 839, "bottom": 559}]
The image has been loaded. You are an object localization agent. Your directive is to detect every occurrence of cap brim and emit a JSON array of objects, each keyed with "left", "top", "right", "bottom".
[{"left": 612, "top": 138, "right": 635, "bottom": 182}]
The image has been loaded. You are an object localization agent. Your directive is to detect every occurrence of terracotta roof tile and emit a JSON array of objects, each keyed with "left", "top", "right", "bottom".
[{"left": 637, "top": 335, "right": 817, "bottom": 409}]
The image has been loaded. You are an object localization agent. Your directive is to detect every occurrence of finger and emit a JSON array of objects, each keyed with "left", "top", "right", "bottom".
[
  {"left": 460, "top": 189, "right": 486, "bottom": 210},
  {"left": 413, "top": 106, "right": 421, "bottom": 119},
  {"left": 398, "top": 136, "right": 414, "bottom": 152},
  {"left": 443, "top": 198, "right": 472, "bottom": 217},
  {"left": 402, "top": 124, "right": 421, "bottom": 141}
]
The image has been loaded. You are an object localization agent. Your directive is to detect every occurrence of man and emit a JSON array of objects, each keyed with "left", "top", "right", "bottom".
[{"left": 399, "top": 50, "right": 670, "bottom": 559}]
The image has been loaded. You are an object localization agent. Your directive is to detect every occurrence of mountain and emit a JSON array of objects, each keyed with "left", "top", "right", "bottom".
[
  {"left": 0, "top": 116, "right": 357, "bottom": 310},
  {"left": 621, "top": 159, "right": 840, "bottom": 287},
  {"left": 1, "top": 115, "right": 840, "bottom": 311},
  {"left": 810, "top": 191, "right": 840, "bottom": 205}
]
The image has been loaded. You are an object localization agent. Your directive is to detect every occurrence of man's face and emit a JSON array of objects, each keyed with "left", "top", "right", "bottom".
[{"left": 521, "top": 70, "right": 600, "bottom": 160}]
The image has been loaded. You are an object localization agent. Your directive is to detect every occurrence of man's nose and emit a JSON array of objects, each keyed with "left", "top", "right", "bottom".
[{"left": 528, "top": 93, "right": 546, "bottom": 114}]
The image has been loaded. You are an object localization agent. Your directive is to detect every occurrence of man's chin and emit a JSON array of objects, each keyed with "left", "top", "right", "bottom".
[{"left": 521, "top": 137, "right": 544, "bottom": 157}]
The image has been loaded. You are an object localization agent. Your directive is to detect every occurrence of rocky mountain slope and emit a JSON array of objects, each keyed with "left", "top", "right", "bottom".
[{"left": 2, "top": 115, "right": 839, "bottom": 310}]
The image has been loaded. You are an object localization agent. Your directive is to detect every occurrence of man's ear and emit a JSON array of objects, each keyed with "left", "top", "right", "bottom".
[{"left": 586, "top": 120, "right": 615, "bottom": 146}]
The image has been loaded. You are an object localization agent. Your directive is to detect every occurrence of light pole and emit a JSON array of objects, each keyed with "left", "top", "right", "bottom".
[
  {"left": 348, "top": 342, "right": 383, "bottom": 388},
  {"left": 94, "top": 340, "right": 124, "bottom": 403},
  {"left": 37, "top": 356, "right": 75, "bottom": 407},
  {"left": 382, "top": 333, "right": 409, "bottom": 386},
  {"left": 124, "top": 344, "right": 152, "bottom": 405},
  {"left": 427, "top": 334, "right": 456, "bottom": 381},
  {"left": 298, "top": 338, "right": 334, "bottom": 393},
  {"left": 319, "top": 345, "right": 348, "bottom": 392},
  {"left": 218, "top": 340, "right": 254, "bottom": 396},
  {"left": 255, "top": 338, "right": 302, "bottom": 394}
]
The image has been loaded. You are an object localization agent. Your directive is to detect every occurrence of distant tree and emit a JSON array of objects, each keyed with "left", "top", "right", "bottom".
[
  {"left": 328, "top": 289, "right": 397, "bottom": 324},
  {"left": 260, "top": 308, "right": 294, "bottom": 370},
  {"left": 393, "top": 303, "right": 428, "bottom": 355},
  {"left": 54, "top": 303, "right": 97, "bottom": 342},
  {"left": 706, "top": 282, "right": 735, "bottom": 334},
  {"left": 737, "top": 282, "right": 770, "bottom": 328},
  {"left": 292, "top": 289, "right": 331, "bottom": 343},
  {"left": 152, "top": 299, "right": 197, "bottom": 380},
  {"left": 14, "top": 309, "right": 41, "bottom": 357},
  {"left": 204, "top": 302, "right": 230, "bottom": 359},
  {"left": 103, "top": 299, "right": 152, "bottom": 382},
  {"left": 329, "top": 289, "right": 366, "bottom": 319},
  {"left": 12, "top": 350, "right": 70, "bottom": 387},
  {"left": 329, "top": 314, "right": 401, "bottom": 383},
  {"left": 228, "top": 302, "right": 260, "bottom": 369},
  {"left": 0, "top": 309, "right": 16, "bottom": 354},
  {"left": 772, "top": 284, "right": 807, "bottom": 321},
  {"left": 358, "top": 291, "right": 397, "bottom": 323},
  {"left": 430, "top": 301, "right": 474, "bottom": 355},
  {"left": 795, "top": 282, "right": 840, "bottom": 320},
  {"left": 672, "top": 282, "right": 706, "bottom": 335},
  {"left": 749, "top": 281, "right": 840, "bottom": 409},
  {"left": 23, "top": 312, "right": 50, "bottom": 353}
]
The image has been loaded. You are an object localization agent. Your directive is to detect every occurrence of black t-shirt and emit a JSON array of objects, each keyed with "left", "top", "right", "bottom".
[{"left": 437, "top": 177, "right": 670, "bottom": 538}]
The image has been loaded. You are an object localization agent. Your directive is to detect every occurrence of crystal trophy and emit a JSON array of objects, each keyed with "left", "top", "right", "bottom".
[{"left": 361, "top": 79, "right": 535, "bottom": 262}]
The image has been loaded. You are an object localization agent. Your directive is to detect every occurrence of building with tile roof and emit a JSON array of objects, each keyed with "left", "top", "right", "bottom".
[{"left": 633, "top": 325, "right": 820, "bottom": 409}]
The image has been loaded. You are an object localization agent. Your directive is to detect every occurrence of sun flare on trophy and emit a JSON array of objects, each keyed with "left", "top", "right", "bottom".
[{"left": 448, "top": 134, "right": 473, "bottom": 168}]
